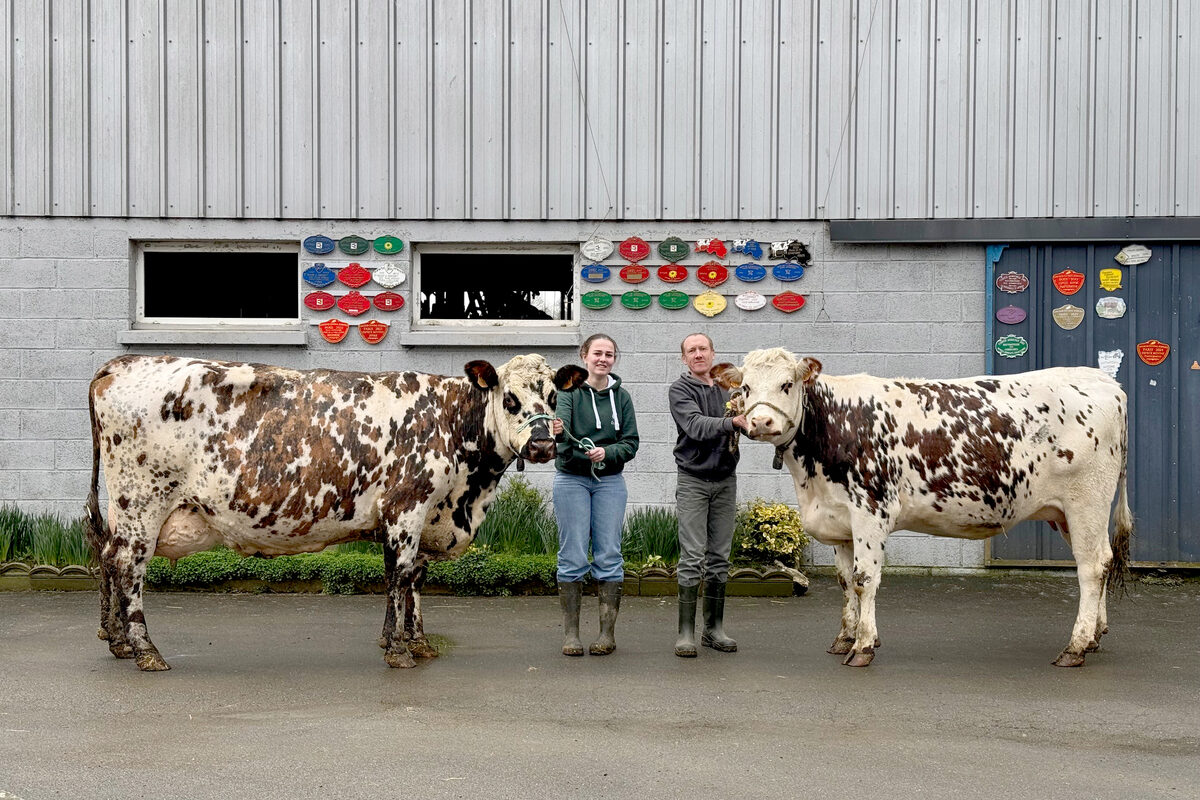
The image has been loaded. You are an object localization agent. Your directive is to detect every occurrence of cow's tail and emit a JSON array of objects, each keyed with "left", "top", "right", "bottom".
[
  {"left": 1106, "top": 415, "right": 1134, "bottom": 597},
  {"left": 85, "top": 376, "right": 107, "bottom": 560}
]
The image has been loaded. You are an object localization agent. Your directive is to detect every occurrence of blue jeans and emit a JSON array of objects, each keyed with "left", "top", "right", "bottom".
[{"left": 553, "top": 472, "right": 627, "bottom": 583}]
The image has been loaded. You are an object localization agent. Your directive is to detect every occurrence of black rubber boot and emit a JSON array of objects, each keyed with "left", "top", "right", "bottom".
[
  {"left": 701, "top": 579, "right": 737, "bottom": 652},
  {"left": 675, "top": 583, "right": 699, "bottom": 657},
  {"left": 589, "top": 580, "right": 622, "bottom": 655},
  {"left": 558, "top": 581, "right": 584, "bottom": 656}
]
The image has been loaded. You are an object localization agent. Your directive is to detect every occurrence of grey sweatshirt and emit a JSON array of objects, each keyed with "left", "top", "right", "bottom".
[{"left": 668, "top": 372, "right": 740, "bottom": 480}]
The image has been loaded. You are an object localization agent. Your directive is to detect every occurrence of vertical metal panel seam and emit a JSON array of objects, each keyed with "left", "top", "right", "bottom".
[
  {"left": 426, "top": 0, "right": 434, "bottom": 217},
  {"left": 387, "top": 0, "right": 395, "bottom": 217},
  {"left": 579, "top": 0, "right": 587, "bottom": 217},
  {"left": 731, "top": 0, "right": 741, "bottom": 218},
  {"left": 236, "top": 0, "right": 245, "bottom": 218},
  {"left": 350, "top": 0, "right": 358, "bottom": 216},
  {"left": 1006, "top": 0, "right": 1016, "bottom": 215},
  {"left": 1169, "top": 244, "right": 1180, "bottom": 552},
  {"left": 887, "top": 0, "right": 897, "bottom": 218},
  {"left": 1087, "top": 0, "right": 1097, "bottom": 214},
  {"left": 275, "top": 0, "right": 283, "bottom": 217},
  {"left": 159, "top": 0, "right": 167, "bottom": 216},
  {"left": 1046, "top": 0, "right": 1056, "bottom": 216},
  {"left": 810, "top": 0, "right": 820, "bottom": 215},
  {"left": 926, "top": 0, "right": 936, "bottom": 217},
  {"left": 5, "top": 0, "right": 13, "bottom": 214},
  {"left": 121, "top": 0, "right": 128, "bottom": 215},
  {"left": 464, "top": 0, "right": 472, "bottom": 220},
  {"left": 503, "top": 0, "right": 511, "bottom": 219},
  {"left": 616, "top": 0, "right": 625, "bottom": 219},
  {"left": 967, "top": 0, "right": 976, "bottom": 217},
  {"left": 44, "top": 0, "right": 51, "bottom": 213},
  {"left": 197, "top": 0, "right": 206, "bottom": 216},
  {"left": 769, "top": 0, "right": 780, "bottom": 218},
  {"left": 540, "top": 0, "right": 549, "bottom": 218},
  {"left": 654, "top": 0, "right": 664, "bottom": 219},
  {"left": 311, "top": 0, "right": 320, "bottom": 216},
  {"left": 1128, "top": 0, "right": 1136, "bottom": 215},
  {"left": 81, "top": 0, "right": 90, "bottom": 212},
  {"left": 1169, "top": 0, "right": 1178, "bottom": 214},
  {"left": 692, "top": 0, "right": 701, "bottom": 217}
]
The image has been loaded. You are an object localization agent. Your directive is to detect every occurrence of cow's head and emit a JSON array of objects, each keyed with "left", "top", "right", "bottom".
[
  {"left": 712, "top": 348, "right": 822, "bottom": 446},
  {"left": 464, "top": 355, "right": 587, "bottom": 463}
]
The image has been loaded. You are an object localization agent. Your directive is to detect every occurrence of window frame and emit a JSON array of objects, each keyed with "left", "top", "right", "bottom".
[
  {"left": 134, "top": 240, "right": 302, "bottom": 329},
  {"left": 411, "top": 242, "right": 580, "bottom": 330}
]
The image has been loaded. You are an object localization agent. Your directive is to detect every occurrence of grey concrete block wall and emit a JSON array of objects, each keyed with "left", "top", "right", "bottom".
[{"left": 0, "top": 218, "right": 988, "bottom": 567}]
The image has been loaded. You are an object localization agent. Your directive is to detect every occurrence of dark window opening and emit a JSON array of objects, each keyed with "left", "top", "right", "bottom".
[
  {"left": 419, "top": 252, "right": 575, "bottom": 321},
  {"left": 143, "top": 250, "right": 298, "bottom": 319}
]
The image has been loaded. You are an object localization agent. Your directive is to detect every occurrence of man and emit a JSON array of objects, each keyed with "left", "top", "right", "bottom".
[{"left": 668, "top": 332, "right": 749, "bottom": 657}]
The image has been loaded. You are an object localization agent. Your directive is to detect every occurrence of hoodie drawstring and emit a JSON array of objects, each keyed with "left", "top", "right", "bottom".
[{"left": 587, "top": 383, "right": 621, "bottom": 432}]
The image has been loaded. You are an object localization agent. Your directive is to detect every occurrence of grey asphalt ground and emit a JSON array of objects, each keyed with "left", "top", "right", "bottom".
[{"left": 1, "top": 573, "right": 1198, "bottom": 800}]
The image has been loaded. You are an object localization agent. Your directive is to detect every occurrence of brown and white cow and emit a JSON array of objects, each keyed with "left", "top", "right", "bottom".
[
  {"left": 86, "top": 354, "right": 585, "bottom": 671},
  {"left": 713, "top": 348, "right": 1133, "bottom": 668}
]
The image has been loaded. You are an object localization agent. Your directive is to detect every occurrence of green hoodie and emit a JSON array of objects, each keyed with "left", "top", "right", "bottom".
[{"left": 554, "top": 373, "right": 640, "bottom": 477}]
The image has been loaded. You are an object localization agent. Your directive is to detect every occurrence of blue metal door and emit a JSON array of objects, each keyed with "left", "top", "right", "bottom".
[{"left": 987, "top": 244, "right": 1199, "bottom": 566}]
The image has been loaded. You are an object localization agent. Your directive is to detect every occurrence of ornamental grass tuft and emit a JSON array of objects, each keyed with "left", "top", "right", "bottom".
[
  {"left": 622, "top": 506, "right": 680, "bottom": 564},
  {"left": 0, "top": 504, "right": 27, "bottom": 563},
  {"left": 474, "top": 476, "right": 558, "bottom": 555}
]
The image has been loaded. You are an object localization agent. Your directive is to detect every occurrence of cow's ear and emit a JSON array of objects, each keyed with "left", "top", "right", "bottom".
[
  {"left": 796, "top": 357, "right": 822, "bottom": 385},
  {"left": 711, "top": 363, "right": 743, "bottom": 389},
  {"left": 464, "top": 360, "right": 499, "bottom": 390},
  {"left": 554, "top": 365, "right": 588, "bottom": 391}
]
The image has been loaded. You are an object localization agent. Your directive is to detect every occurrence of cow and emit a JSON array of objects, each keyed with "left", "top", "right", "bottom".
[
  {"left": 712, "top": 349, "right": 1133, "bottom": 668},
  {"left": 85, "top": 354, "right": 586, "bottom": 671}
]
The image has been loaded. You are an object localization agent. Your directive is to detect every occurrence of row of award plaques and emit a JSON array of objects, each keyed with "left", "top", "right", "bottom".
[
  {"left": 582, "top": 262, "right": 805, "bottom": 286},
  {"left": 583, "top": 289, "right": 805, "bottom": 316}
]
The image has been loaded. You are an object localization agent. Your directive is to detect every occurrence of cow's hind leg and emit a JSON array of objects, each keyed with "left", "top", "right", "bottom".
[
  {"left": 103, "top": 518, "right": 169, "bottom": 671},
  {"left": 843, "top": 522, "right": 888, "bottom": 667},
  {"left": 403, "top": 562, "right": 438, "bottom": 659},
  {"left": 1054, "top": 508, "right": 1113, "bottom": 668},
  {"left": 826, "top": 543, "right": 858, "bottom": 655},
  {"left": 378, "top": 544, "right": 397, "bottom": 649},
  {"left": 381, "top": 512, "right": 427, "bottom": 669}
]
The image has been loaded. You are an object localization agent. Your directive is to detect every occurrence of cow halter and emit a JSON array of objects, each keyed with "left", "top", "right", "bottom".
[
  {"left": 518, "top": 412, "right": 603, "bottom": 479},
  {"left": 737, "top": 389, "right": 802, "bottom": 471}
]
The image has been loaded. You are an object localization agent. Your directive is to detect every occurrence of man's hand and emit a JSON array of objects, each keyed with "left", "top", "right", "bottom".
[
  {"left": 730, "top": 414, "right": 749, "bottom": 432},
  {"left": 552, "top": 418, "right": 564, "bottom": 435},
  {"left": 587, "top": 446, "right": 606, "bottom": 463}
]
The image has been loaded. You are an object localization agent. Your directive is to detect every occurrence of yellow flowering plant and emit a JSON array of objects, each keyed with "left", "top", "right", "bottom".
[{"left": 732, "top": 498, "right": 809, "bottom": 567}]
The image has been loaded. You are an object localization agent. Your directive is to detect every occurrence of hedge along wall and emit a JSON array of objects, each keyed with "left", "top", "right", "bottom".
[{"left": 0, "top": 218, "right": 985, "bottom": 567}]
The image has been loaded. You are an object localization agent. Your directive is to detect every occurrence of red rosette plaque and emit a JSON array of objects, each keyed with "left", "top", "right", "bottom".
[
  {"left": 618, "top": 236, "right": 651, "bottom": 262},
  {"left": 1136, "top": 339, "right": 1170, "bottom": 366},
  {"left": 318, "top": 318, "right": 350, "bottom": 343},
  {"left": 619, "top": 265, "right": 650, "bottom": 284},
  {"left": 373, "top": 292, "right": 405, "bottom": 312},
  {"left": 1052, "top": 269, "right": 1085, "bottom": 296},
  {"left": 772, "top": 292, "right": 806, "bottom": 313},
  {"left": 359, "top": 320, "right": 389, "bottom": 344},
  {"left": 657, "top": 265, "right": 688, "bottom": 283},
  {"left": 337, "top": 263, "right": 371, "bottom": 288},
  {"left": 304, "top": 291, "right": 335, "bottom": 311},
  {"left": 336, "top": 291, "right": 371, "bottom": 316},
  {"left": 696, "top": 262, "right": 728, "bottom": 288}
]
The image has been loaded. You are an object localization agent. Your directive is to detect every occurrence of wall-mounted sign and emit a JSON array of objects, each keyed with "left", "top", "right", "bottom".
[
  {"left": 373, "top": 292, "right": 405, "bottom": 312},
  {"left": 303, "top": 264, "right": 337, "bottom": 288},
  {"left": 1115, "top": 244, "right": 1151, "bottom": 266},
  {"left": 337, "top": 291, "right": 371, "bottom": 316},
  {"left": 693, "top": 290, "right": 726, "bottom": 317},
  {"left": 303, "top": 235, "right": 335, "bottom": 255},
  {"left": 995, "top": 271, "right": 1029, "bottom": 293},
  {"left": 1098, "top": 268, "right": 1123, "bottom": 291},
  {"left": 318, "top": 318, "right": 350, "bottom": 343},
  {"left": 695, "top": 238, "right": 727, "bottom": 258},
  {"left": 337, "top": 263, "right": 372, "bottom": 288},
  {"left": 1098, "top": 349, "right": 1124, "bottom": 380},
  {"left": 770, "top": 240, "right": 811, "bottom": 263},
  {"left": 658, "top": 290, "right": 689, "bottom": 310},
  {"left": 995, "top": 305, "right": 1027, "bottom": 325},
  {"left": 994, "top": 334, "right": 1029, "bottom": 358},
  {"left": 772, "top": 292, "right": 805, "bottom": 313},
  {"left": 581, "top": 290, "right": 613, "bottom": 310},
  {"left": 1052, "top": 269, "right": 1085, "bottom": 296},
  {"left": 582, "top": 237, "right": 614, "bottom": 261},
  {"left": 372, "top": 264, "right": 406, "bottom": 288},
  {"left": 697, "top": 263, "right": 728, "bottom": 287},
  {"left": 1095, "top": 296, "right": 1127, "bottom": 319},
  {"left": 618, "top": 236, "right": 651, "bottom": 262},
  {"left": 735, "top": 291, "right": 766, "bottom": 311},
  {"left": 581, "top": 264, "right": 611, "bottom": 283},
  {"left": 732, "top": 239, "right": 764, "bottom": 259},
  {"left": 1052, "top": 304, "right": 1085, "bottom": 330},
  {"left": 359, "top": 320, "right": 389, "bottom": 344},
  {"left": 304, "top": 291, "right": 336, "bottom": 311},
  {"left": 338, "top": 235, "right": 370, "bottom": 256},
  {"left": 735, "top": 264, "right": 766, "bottom": 283},
  {"left": 619, "top": 265, "right": 649, "bottom": 284},
  {"left": 658, "top": 265, "right": 688, "bottom": 283},
  {"left": 373, "top": 235, "right": 404, "bottom": 255},
  {"left": 620, "top": 290, "right": 651, "bottom": 310},
  {"left": 658, "top": 236, "right": 689, "bottom": 263},
  {"left": 1137, "top": 339, "right": 1170, "bottom": 366},
  {"left": 772, "top": 263, "right": 805, "bottom": 282}
]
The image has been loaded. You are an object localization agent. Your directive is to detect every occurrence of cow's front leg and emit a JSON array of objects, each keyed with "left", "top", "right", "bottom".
[
  {"left": 1056, "top": 507, "right": 1112, "bottom": 667},
  {"left": 844, "top": 522, "right": 888, "bottom": 667},
  {"left": 826, "top": 543, "right": 858, "bottom": 655},
  {"left": 378, "top": 544, "right": 397, "bottom": 649},
  {"left": 403, "top": 561, "right": 438, "bottom": 658},
  {"left": 382, "top": 515, "right": 426, "bottom": 669}
]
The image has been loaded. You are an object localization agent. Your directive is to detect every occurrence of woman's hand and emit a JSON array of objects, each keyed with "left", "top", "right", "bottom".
[
  {"left": 552, "top": 418, "right": 564, "bottom": 435},
  {"left": 587, "top": 446, "right": 606, "bottom": 463}
]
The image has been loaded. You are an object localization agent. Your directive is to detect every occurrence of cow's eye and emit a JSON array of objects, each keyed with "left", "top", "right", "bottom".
[
  {"left": 782, "top": 381, "right": 794, "bottom": 394},
  {"left": 503, "top": 392, "right": 521, "bottom": 413},
  {"left": 547, "top": 390, "right": 558, "bottom": 410}
]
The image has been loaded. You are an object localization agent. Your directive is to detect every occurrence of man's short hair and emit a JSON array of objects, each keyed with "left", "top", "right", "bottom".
[{"left": 680, "top": 332, "right": 714, "bottom": 355}]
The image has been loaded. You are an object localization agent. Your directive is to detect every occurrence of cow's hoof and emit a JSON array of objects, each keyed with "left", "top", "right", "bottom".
[
  {"left": 377, "top": 636, "right": 387, "bottom": 650},
  {"left": 385, "top": 648, "right": 416, "bottom": 669},
  {"left": 1052, "top": 650, "right": 1086, "bottom": 668},
  {"left": 109, "top": 642, "right": 134, "bottom": 659},
  {"left": 135, "top": 651, "right": 171, "bottom": 671},
  {"left": 842, "top": 648, "right": 875, "bottom": 667},
  {"left": 98, "top": 627, "right": 109, "bottom": 641},
  {"left": 826, "top": 637, "right": 854, "bottom": 655},
  {"left": 408, "top": 638, "right": 440, "bottom": 659},
  {"left": 1084, "top": 639, "right": 1102, "bottom": 653},
  {"left": 563, "top": 643, "right": 585, "bottom": 657}
]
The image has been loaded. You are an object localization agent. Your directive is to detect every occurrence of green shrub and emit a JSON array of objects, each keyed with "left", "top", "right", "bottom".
[
  {"left": 475, "top": 476, "right": 558, "bottom": 555},
  {"left": 331, "top": 540, "right": 384, "bottom": 555},
  {"left": 622, "top": 507, "right": 679, "bottom": 563},
  {"left": 732, "top": 498, "right": 808, "bottom": 567},
  {"left": 426, "top": 547, "right": 557, "bottom": 596}
]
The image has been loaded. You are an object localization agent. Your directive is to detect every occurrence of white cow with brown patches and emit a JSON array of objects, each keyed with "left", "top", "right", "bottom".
[
  {"left": 87, "top": 354, "right": 586, "bottom": 671},
  {"left": 713, "top": 348, "right": 1133, "bottom": 668}
]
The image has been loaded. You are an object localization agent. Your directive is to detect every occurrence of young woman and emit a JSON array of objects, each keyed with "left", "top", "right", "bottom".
[{"left": 552, "top": 333, "right": 640, "bottom": 656}]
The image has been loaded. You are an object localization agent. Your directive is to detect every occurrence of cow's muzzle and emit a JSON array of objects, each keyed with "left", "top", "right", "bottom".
[
  {"left": 523, "top": 437, "right": 557, "bottom": 463},
  {"left": 747, "top": 415, "right": 781, "bottom": 439}
]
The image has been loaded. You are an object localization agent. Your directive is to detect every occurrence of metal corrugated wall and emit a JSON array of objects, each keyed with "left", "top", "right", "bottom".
[{"left": 3, "top": 0, "right": 1198, "bottom": 220}]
